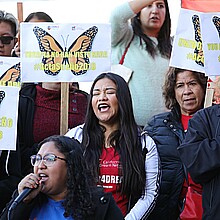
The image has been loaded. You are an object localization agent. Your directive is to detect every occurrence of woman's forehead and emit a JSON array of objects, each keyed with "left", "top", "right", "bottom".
[
  {"left": 38, "top": 142, "right": 59, "bottom": 154},
  {"left": 93, "top": 78, "right": 116, "bottom": 89}
]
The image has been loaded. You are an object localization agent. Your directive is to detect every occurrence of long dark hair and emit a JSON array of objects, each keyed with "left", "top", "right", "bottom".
[
  {"left": 131, "top": 0, "right": 171, "bottom": 58},
  {"left": 38, "top": 135, "right": 95, "bottom": 219},
  {"left": 163, "top": 67, "right": 208, "bottom": 112},
  {"left": 24, "top": 11, "right": 53, "bottom": 22},
  {"left": 82, "top": 72, "right": 146, "bottom": 200}
]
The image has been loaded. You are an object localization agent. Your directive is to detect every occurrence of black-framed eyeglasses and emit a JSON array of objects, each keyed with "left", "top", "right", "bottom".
[
  {"left": 30, "top": 153, "right": 67, "bottom": 167},
  {"left": 0, "top": 36, "right": 15, "bottom": 45}
]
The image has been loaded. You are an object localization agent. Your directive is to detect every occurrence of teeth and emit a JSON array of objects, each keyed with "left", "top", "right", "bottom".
[
  {"left": 39, "top": 173, "right": 47, "bottom": 177},
  {"left": 99, "top": 104, "right": 108, "bottom": 108},
  {"left": 98, "top": 104, "right": 109, "bottom": 111}
]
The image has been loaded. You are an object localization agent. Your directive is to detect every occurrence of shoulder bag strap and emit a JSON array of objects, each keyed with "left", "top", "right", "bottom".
[{"left": 119, "top": 35, "right": 134, "bottom": 65}]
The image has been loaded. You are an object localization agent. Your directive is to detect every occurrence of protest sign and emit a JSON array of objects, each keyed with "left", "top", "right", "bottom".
[
  {"left": 200, "top": 12, "right": 220, "bottom": 76},
  {"left": 171, "top": 8, "right": 220, "bottom": 77},
  {"left": 0, "top": 57, "right": 20, "bottom": 150},
  {"left": 170, "top": 8, "right": 205, "bottom": 73},
  {"left": 20, "top": 23, "right": 111, "bottom": 82},
  {"left": 0, "top": 57, "right": 21, "bottom": 85}
]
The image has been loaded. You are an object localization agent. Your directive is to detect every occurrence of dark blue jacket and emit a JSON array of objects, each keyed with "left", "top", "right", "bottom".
[
  {"left": 144, "top": 108, "right": 185, "bottom": 220},
  {"left": 0, "top": 189, "right": 124, "bottom": 220},
  {"left": 178, "top": 104, "right": 220, "bottom": 220}
]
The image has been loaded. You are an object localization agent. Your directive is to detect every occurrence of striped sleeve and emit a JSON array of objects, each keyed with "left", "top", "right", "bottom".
[
  {"left": 125, "top": 132, "right": 161, "bottom": 220},
  {"left": 65, "top": 124, "right": 84, "bottom": 143}
]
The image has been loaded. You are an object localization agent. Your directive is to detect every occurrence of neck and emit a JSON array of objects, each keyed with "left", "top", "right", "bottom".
[{"left": 48, "top": 190, "right": 67, "bottom": 201}]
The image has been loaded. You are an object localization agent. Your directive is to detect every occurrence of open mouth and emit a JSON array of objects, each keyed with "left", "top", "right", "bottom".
[
  {"left": 39, "top": 173, "right": 49, "bottom": 182},
  {"left": 98, "top": 104, "right": 110, "bottom": 112}
]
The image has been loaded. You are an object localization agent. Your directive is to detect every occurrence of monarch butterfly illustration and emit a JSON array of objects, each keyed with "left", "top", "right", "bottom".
[
  {"left": 0, "top": 62, "right": 20, "bottom": 83},
  {"left": 0, "top": 90, "right": 5, "bottom": 104},
  {"left": 213, "top": 16, "right": 220, "bottom": 38},
  {"left": 33, "top": 25, "right": 98, "bottom": 76},
  {"left": 192, "top": 15, "right": 204, "bottom": 67}
]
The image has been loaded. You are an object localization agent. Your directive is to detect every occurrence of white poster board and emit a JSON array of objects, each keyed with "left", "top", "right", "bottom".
[
  {"left": 20, "top": 23, "right": 111, "bottom": 82},
  {"left": 201, "top": 13, "right": 220, "bottom": 76},
  {"left": 0, "top": 57, "right": 20, "bottom": 150},
  {"left": 170, "top": 8, "right": 205, "bottom": 73}
]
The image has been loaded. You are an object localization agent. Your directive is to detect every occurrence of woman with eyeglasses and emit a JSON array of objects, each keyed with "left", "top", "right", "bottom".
[{"left": 0, "top": 135, "right": 123, "bottom": 220}]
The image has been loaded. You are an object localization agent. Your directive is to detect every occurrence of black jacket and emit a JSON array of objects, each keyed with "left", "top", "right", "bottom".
[
  {"left": 0, "top": 150, "right": 22, "bottom": 213},
  {"left": 144, "top": 108, "right": 185, "bottom": 220},
  {"left": 17, "top": 84, "right": 37, "bottom": 176},
  {"left": 178, "top": 104, "right": 220, "bottom": 220},
  {"left": 0, "top": 190, "right": 124, "bottom": 220}
]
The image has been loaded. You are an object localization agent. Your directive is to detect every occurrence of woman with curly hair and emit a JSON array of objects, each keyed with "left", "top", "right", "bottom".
[
  {"left": 0, "top": 135, "right": 123, "bottom": 220},
  {"left": 66, "top": 72, "right": 160, "bottom": 219},
  {"left": 144, "top": 67, "right": 207, "bottom": 219}
]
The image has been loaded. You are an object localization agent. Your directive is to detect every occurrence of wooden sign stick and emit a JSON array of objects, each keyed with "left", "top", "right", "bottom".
[
  {"left": 17, "top": 2, "right": 23, "bottom": 23},
  {"left": 60, "top": 83, "right": 69, "bottom": 135},
  {"left": 17, "top": 2, "right": 69, "bottom": 135}
]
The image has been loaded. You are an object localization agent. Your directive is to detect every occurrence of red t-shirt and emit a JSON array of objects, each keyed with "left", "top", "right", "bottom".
[
  {"left": 99, "top": 147, "right": 128, "bottom": 216},
  {"left": 180, "top": 114, "right": 202, "bottom": 196},
  {"left": 181, "top": 114, "right": 192, "bottom": 131}
]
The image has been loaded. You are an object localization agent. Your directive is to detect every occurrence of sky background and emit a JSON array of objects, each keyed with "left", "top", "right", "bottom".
[
  {"left": 1, "top": 0, "right": 181, "bottom": 92},
  {"left": 1, "top": 0, "right": 181, "bottom": 35}
]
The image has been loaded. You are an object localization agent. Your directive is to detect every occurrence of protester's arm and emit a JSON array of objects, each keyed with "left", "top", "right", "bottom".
[
  {"left": 110, "top": 0, "right": 156, "bottom": 47},
  {"left": 178, "top": 111, "right": 220, "bottom": 184},
  {"left": 125, "top": 134, "right": 160, "bottom": 220},
  {"left": 65, "top": 124, "right": 84, "bottom": 143},
  {"left": 109, "top": 2, "right": 134, "bottom": 47},
  {"left": 129, "top": 0, "right": 156, "bottom": 14}
]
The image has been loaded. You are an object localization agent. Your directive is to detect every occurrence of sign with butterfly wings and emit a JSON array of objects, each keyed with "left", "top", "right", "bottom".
[
  {"left": 170, "top": 8, "right": 205, "bottom": 73},
  {"left": 0, "top": 57, "right": 21, "bottom": 85},
  {"left": 20, "top": 23, "right": 111, "bottom": 82},
  {"left": 0, "top": 57, "right": 20, "bottom": 150}
]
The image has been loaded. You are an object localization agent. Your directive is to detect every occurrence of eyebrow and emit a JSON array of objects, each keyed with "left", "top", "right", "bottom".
[
  {"left": 93, "top": 87, "right": 117, "bottom": 91},
  {"left": 176, "top": 79, "right": 198, "bottom": 84}
]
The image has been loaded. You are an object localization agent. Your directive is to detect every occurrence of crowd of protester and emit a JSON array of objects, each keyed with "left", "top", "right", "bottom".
[{"left": 0, "top": 0, "right": 218, "bottom": 219}]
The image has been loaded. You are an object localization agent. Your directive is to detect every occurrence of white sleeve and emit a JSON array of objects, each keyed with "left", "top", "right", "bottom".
[
  {"left": 65, "top": 124, "right": 84, "bottom": 143},
  {"left": 125, "top": 133, "right": 160, "bottom": 220}
]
